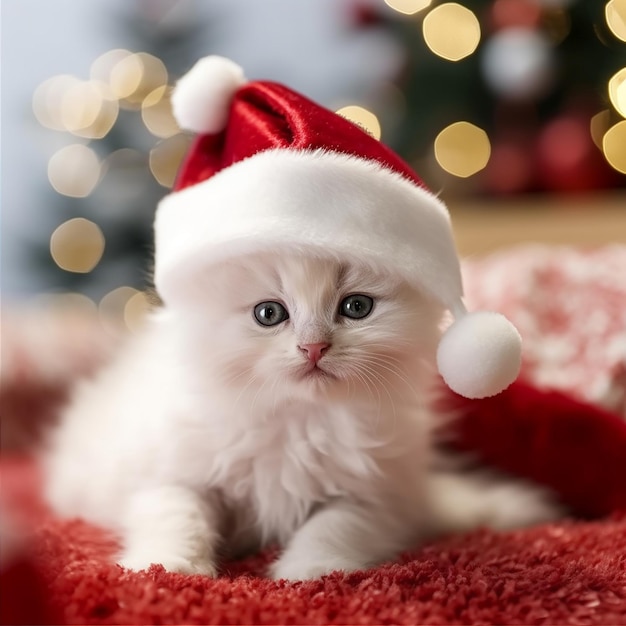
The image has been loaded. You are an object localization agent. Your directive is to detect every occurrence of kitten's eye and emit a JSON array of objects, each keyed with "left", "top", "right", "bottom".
[
  {"left": 254, "top": 301, "right": 289, "bottom": 327},
  {"left": 339, "top": 294, "right": 374, "bottom": 319}
]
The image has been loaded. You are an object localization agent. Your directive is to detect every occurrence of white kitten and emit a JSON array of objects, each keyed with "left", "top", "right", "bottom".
[{"left": 44, "top": 254, "right": 560, "bottom": 581}]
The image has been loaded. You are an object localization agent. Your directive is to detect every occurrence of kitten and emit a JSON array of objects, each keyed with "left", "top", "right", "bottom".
[{"left": 44, "top": 253, "right": 559, "bottom": 581}]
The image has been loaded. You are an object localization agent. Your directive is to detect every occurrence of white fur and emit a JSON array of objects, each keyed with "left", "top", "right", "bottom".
[
  {"left": 437, "top": 311, "right": 522, "bottom": 399},
  {"left": 171, "top": 56, "right": 246, "bottom": 134},
  {"left": 44, "top": 254, "right": 560, "bottom": 581}
]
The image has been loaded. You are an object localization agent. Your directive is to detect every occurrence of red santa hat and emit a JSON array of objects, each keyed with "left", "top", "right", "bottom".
[{"left": 153, "top": 55, "right": 522, "bottom": 399}]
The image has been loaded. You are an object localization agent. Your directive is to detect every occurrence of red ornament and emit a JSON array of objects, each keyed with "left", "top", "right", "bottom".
[
  {"left": 489, "top": 0, "right": 542, "bottom": 31},
  {"left": 535, "top": 113, "right": 620, "bottom": 192}
]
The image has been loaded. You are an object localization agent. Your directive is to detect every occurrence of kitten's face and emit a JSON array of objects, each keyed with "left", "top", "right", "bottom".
[{"left": 179, "top": 253, "right": 444, "bottom": 405}]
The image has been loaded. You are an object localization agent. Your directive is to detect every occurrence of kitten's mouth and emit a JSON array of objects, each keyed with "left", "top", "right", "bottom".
[{"left": 298, "top": 364, "right": 336, "bottom": 382}]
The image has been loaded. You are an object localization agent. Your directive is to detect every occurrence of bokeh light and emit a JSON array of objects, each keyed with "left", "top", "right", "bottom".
[
  {"left": 61, "top": 80, "right": 119, "bottom": 139},
  {"left": 141, "top": 86, "right": 180, "bottom": 138},
  {"left": 34, "top": 74, "right": 118, "bottom": 138},
  {"left": 124, "top": 291, "right": 153, "bottom": 332},
  {"left": 90, "top": 49, "right": 133, "bottom": 83},
  {"left": 99, "top": 287, "right": 152, "bottom": 334},
  {"left": 384, "top": 0, "right": 431, "bottom": 15},
  {"left": 481, "top": 28, "right": 554, "bottom": 99},
  {"left": 50, "top": 218, "right": 105, "bottom": 273},
  {"left": 490, "top": 0, "right": 541, "bottom": 29},
  {"left": 434, "top": 121, "right": 491, "bottom": 177},
  {"left": 606, "top": 0, "right": 626, "bottom": 42},
  {"left": 109, "top": 53, "right": 144, "bottom": 100},
  {"left": 335, "top": 105, "right": 382, "bottom": 139},
  {"left": 149, "top": 134, "right": 192, "bottom": 187},
  {"left": 33, "top": 75, "right": 81, "bottom": 131},
  {"left": 602, "top": 120, "right": 626, "bottom": 173},
  {"left": 423, "top": 3, "right": 481, "bottom": 62},
  {"left": 109, "top": 52, "right": 168, "bottom": 108},
  {"left": 99, "top": 286, "right": 138, "bottom": 335},
  {"left": 61, "top": 80, "right": 105, "bottom": 131},
  {"left": 590, "top": 110, "right": 611, "bottom": 148},
  {"left": 536, "top": 115, "right": 592, "bottom": 182},
  {"left": 48, "top": 144, "right": 101, "bottom": 197},
  {"left": 608, "top": 67, "right": 626, "bottom": 118}
]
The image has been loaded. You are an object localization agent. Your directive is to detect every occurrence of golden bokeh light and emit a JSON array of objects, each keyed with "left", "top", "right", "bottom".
[
  {"left": 110, "top": 52, "right": 168, "bottom": 107},
  {"left": 33, "top": 74, "right": 81, "bottom": 131},
  {"left": 434, "top": 121, "right": 491, "bottom": 177},
  {"left": 61, "top": 80, "right": 105, "bottom": 131},
  {"left": 142, "top": 86, "right": 180, "bottom": 138},
  {"left": 149, "top": 134, "right": 192, "bottom": 187},
  {"left": 109, "top": 53, "right": 144, "bottom": 99},
  {"left": 90, "top": 49, "right": 133, "bottom": 84},
  {"left": 34, "top": 74, "right": 118, "bottom": 138},
  {"left": 384, "top": 0, "right": 431, "bottom": 15},
  {"left": 602, "top": 120, "right": 626, "bottom": 173},
  {"left": 99, "top": 286, "right": 138, "bottom": 335},
  {"left": 608, "top": 67, "right": 626, "bottom": 118},
  {"left": 335, "top": 105, "right": 382, "bottom": 140},
  {"left": 606, "top": 0, "right": 626, "bottom": 42},
  {"left": 423, "top": 3, "right": 481, "bottom": 61},
  {"left": 124, "top": 291, "right": 153, "bottom": 332},
  {"left": 48, "top": 144, "right": 102, "bottom": 197},
  {"left": 61, "top": 80, "right": 119, "bottom": 138},
  {"left": 590, "top": 109, "right": 611, "bottom": 149},
  {"left": 50, "top": 218, "right": 105, "bottom": 273}
]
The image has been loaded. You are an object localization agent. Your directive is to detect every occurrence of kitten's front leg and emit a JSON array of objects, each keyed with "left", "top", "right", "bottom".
[
  {"left": 118, "top": 485, "right": 221, "bottom": 576},
  {"left": 270, "top": 499, "right": 417, "bottom": 581}
]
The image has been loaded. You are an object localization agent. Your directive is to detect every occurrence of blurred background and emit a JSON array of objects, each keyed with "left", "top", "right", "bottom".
[{"left": 2, "top": 0, "right": 625, "bottom": 323}]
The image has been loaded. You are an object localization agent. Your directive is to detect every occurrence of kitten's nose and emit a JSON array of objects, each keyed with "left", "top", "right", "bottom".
[{"left": 299, "top": 342, "right": 330, "bottom": 364}]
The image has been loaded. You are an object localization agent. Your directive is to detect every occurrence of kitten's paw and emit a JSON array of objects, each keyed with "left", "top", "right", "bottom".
[
  {"left": 429, "top": 471, "right": 566, "bottom": 535},
  {"left": 485, "top": 483, "right": 565, "bottom": 530},
  {"left": 270, "top": 555, "right": 366, "bottom": 581},
  {"left": 119, "top": 551, "right": 218, "bottom": 576}
]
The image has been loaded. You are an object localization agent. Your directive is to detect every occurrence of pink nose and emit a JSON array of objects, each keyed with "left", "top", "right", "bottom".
[{"left": 299, "top": 342, "right": 330, "bottom": 364}]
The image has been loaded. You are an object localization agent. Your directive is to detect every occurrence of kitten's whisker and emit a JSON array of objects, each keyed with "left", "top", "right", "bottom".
[
  {"left": 248, "top": 375, "right": 271, "bottom": 415},
  {"left": 351, "top": 366, "right": 378, "bottom": 408},
  {"left": 225, "top": 365, "right": 257, "bottom": 385},
  {"left": 362, "top": 355, "right": 420, "bottom": 399},
  {"left": 232, "top": 368, "right": 261, "bottom": 412},
  {"left": 351, "top": 361, "right": 393, "bottom": 426},
  {"left": 270, "top": 374, "right": 284, "bottom": 418},
  {"left": 355, "top": 362, "right": 397, "bottom": 427}
]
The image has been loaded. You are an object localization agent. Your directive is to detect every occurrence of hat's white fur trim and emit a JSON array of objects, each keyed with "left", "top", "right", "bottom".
[{"left": 154, "top": 149, "right": 463, "bottom": 310}]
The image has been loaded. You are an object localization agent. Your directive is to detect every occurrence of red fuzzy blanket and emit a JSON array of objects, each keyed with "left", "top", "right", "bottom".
[{"left": 1, "top": 245, "right": 626, "bottom": 625}]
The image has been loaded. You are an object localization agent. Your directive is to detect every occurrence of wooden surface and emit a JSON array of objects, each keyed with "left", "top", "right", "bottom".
[{"left": 448, "top": 191, "right": 626, "bottom": 256}]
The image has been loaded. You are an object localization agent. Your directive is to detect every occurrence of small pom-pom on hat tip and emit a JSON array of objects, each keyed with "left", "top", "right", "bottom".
[
  {"left": 171, "top": 55, "right": 246, "bottom": 135},
  {"left": 437, "top": 311, "right": 522, "bottom": 399}
]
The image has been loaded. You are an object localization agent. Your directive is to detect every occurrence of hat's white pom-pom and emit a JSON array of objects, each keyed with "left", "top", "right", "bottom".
[
  {"left": 171, "top": 56, "right": 246, "bottom": 134},
  {"left": 437, "top": 311, "right": 522, "bottom": 399}
]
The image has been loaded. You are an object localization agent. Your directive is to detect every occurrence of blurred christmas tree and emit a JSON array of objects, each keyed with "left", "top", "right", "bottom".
[
  {"left": 28, "top": 0, "right": 209, "bottom": 309},
  {"left": 362, "top": 0, "right": 626, "bottom": 195}
]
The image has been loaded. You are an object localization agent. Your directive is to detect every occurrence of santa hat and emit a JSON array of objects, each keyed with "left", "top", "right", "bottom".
[{"left": 154, "top": 55, "right": 522, "bottom": 399}]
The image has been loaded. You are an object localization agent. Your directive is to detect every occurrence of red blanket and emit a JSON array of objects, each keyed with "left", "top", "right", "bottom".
[{"left": 2, "top": 245, "right": 626, "bottom": 625}]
